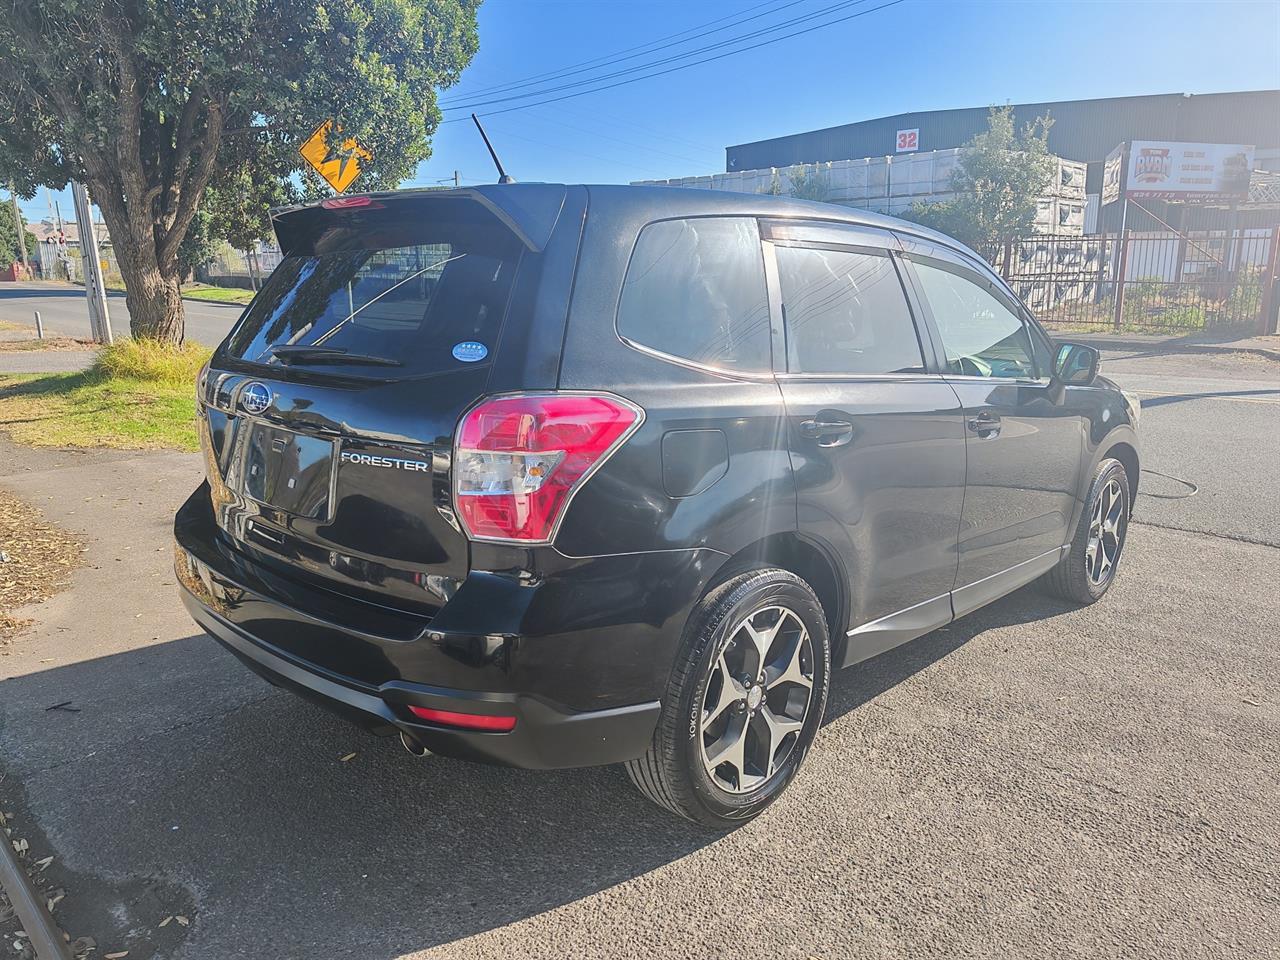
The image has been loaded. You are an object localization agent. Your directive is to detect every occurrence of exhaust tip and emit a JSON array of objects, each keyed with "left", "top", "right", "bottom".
[{"left": 399, "top": 730, "right": 431, "bottom": 758}]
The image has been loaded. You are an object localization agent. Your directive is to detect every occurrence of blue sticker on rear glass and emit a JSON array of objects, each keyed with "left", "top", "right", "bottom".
[{"left": 452, "top": 341, "right": 488, "bottom": 363}]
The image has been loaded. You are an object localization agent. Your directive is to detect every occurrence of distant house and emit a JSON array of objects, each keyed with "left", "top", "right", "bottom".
[{"left": 29, "top": 219, "right": 113, "bottom": 281}]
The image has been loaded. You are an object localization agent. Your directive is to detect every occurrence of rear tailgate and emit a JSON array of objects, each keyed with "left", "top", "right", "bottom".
[{"left": 199, "top": 186, "right": 576, "bottom": 613}]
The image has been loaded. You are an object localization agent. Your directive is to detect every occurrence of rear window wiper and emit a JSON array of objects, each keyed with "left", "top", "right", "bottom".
[{"left": 268, "top": 346, "right": 402, "bottom": 367}]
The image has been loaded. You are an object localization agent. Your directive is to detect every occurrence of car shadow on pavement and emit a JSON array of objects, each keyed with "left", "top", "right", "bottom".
[
  {"left": 1137, "top": 387, "right": 1280, "bottom": 408},
  {"left": 823, "top": 581, "right": 1077, "bottom": 726},
  {"left": 1, "top": 582, "right": 1077, "bottom": 958}
]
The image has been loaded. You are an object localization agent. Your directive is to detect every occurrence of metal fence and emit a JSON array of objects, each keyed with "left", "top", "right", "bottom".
[
  {"left": 993, "top": 228, "right": 1280, "bottom": 335},
  {"left": 196, "top": 246, "right": 285, "bottom": 290}
]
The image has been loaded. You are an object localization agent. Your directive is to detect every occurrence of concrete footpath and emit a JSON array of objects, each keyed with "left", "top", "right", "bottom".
[
  {"left": 1074, "top": 330, "right": 1280, "bottom": 362},
  {"left": 0, "top": 325, "right": 96, "bottom": 374}
]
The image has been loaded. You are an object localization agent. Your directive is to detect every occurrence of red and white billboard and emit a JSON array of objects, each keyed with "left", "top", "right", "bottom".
[
  {"left": 895, "top": 128, "right": 919, "bottom": 153},
  {"left": 1123, "top": 141, "right": 1254, "bottom": 201}
]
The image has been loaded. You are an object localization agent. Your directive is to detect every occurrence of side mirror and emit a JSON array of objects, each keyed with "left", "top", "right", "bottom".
[{"left": 1052, "top": 342, "right": 1100, "bottom": 386}]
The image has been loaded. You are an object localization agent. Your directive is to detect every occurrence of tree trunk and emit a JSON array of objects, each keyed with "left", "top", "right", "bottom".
[
  {"left": 87, "top": 178, "right": 187, "bottom": 344},
  {"left": 122, "top": 262, "right": 185, "bottom": 343}
]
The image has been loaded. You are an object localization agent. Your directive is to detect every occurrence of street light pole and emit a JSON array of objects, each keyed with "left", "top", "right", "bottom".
[{"left": 70, "top": 180, "right": 113, "bottom": 344}]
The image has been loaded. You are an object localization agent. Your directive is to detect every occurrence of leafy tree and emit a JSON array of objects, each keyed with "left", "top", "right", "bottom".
[
  {"left": 176, "top": 201, "right": 217, "bottom": 281},
  {"left": 178, "top": 168, "right": 299, "bottom": 280},
  {"left": 903, "top": 105, "right": 1055, "bottom": 255},
  {"left": 763, "top": 164, "right": 830, "bottom": 202},
  {"left": 0, "top": 1, "right": 481, "bottom": 343},
  {"left": 0, "top": 201, "right": 37, "bottom": 270},
  {"left": 203, "top": 168, "right": 301, "bottom": 255}
]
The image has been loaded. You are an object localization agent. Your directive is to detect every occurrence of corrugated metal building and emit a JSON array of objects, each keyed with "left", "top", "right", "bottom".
[{"left": 726, "top": 90, "right": 1280, "bottom": 195}]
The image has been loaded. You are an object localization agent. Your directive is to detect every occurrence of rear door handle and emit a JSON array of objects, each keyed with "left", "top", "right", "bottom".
[
  {"left": 799, "top": 418, "right": 855, "bottom": 447},
  {"left": 967, "top": 411, "right": 1002, "bottom": 438}
]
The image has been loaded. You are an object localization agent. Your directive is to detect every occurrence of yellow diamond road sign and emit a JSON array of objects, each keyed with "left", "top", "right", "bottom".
[{"left": 299, "top": 120, "right": 371, "bottom": 193}]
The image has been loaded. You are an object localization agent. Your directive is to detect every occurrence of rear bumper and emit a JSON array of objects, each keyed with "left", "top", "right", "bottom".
[
  {"left": 174, "top": 486, "right": 677, "bottom": 770},
  {"left": 181, "top": 586, "right": 659, "bottom": 768}
]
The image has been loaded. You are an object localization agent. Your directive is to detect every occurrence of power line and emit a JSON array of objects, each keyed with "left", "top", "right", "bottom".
[
  {"left": 484, "top": 122, "right": 680, "bottom": 179},
  {"left": 442, "top": 0, "right": 803, "bottom": 104},
  {"left": 443, "top": 0, "right": 869, "bottom": 113},
  {"left": 518, "top": 108, "right": 712, "bottom": 167},
  {"left": 441, "top": 0, "right": 907, "bottom": 124},
  {"left": 537, "top": 101, "right": 723, "bottom": 154}
]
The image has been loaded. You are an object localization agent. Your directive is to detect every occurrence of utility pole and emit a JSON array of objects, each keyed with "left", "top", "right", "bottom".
[
  {"left": 8, "top": 183, "right": 29, "bottom": 274},
  {"left": 70, "top": 180, "right": 113, "bottom": 344},
  {"left": 454, "top": 170, "right": 460, "bottom": 189}
]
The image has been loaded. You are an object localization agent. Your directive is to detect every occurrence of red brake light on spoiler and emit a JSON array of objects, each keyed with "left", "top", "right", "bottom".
[
  {"left": 453, "top": 393, "right": 643, "bottom": 544},
  {"left": 321, "top": 196, "right": 382, "bottom": 210}
]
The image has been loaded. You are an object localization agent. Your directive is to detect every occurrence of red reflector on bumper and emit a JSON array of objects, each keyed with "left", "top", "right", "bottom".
[{"left": 407, "top": 705, "right": 517, "bottom": 732}]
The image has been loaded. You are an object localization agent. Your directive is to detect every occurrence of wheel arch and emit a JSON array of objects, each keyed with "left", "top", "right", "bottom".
[
  {"left": 1100, "top": 438, "right": 1140, "bottom": 510},
  {"left": 705, "top": 532, "right": 848, "bottom": 653}
]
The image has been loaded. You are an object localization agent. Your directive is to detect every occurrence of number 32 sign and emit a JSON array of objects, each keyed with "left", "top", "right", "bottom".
[{"left": 896, "top": 129, "right": 920, "bottom": 153}]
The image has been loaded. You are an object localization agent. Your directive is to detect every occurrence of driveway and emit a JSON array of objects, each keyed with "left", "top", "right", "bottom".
[{"left": 0, "top": 353, "right": 1277, "bottom": 959}]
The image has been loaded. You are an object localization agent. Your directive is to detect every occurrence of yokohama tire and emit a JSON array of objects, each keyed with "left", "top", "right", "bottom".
[
  {"left": 1043, "top": 458, "right": 1131, "bottom": 605},
  {"left": 625, "top": 568, "right": 831, "bottom": 827}
]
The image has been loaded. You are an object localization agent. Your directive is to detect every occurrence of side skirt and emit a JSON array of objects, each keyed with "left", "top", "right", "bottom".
[
  {"left": 950, "top": 546, "right": 1066, "bottom": 619},
  {"left": 841, "top": 593, "right": 953, "bottom": 668},
  {"left": 839, "top": 545, "right": 1068, "bottom": 669}
]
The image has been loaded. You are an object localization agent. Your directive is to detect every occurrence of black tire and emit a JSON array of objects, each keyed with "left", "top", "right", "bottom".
[
  {"left": 1043, "top": 458, "right": 1130, "bottom": 605},
  {"left": 625, "top": 567, "right": 831, "bottom": 827}
]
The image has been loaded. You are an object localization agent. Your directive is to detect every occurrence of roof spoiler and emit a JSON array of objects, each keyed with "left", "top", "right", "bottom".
[{"left": 270, "top": 185, "right": 567, "bottom": 255}]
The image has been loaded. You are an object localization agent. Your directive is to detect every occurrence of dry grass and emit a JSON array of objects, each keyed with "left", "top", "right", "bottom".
[
  {"left": 0, "top": 336, "right": 98, "bottom": 353},
  {"left": 0, "top": 488, "right": 85, "bottom": 642}
]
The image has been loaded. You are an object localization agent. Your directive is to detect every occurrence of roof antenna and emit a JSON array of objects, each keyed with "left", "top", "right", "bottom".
[{"left": 471, "top": 114, "right": 515, "bottom": 184}]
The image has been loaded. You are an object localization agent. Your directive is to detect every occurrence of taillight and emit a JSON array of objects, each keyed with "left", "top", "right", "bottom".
[{"left": 453, "top": 393, "right": 643, "bottom": 543}]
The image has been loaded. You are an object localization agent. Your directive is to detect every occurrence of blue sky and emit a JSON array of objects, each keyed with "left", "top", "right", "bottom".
[{"left": 20, "top": 0, "right": 1280, "bottom": 224}]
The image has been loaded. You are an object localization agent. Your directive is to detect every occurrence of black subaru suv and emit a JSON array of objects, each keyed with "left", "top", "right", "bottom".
[{"left": 175, "top": 184, "right": 1139, "bottom": 825}]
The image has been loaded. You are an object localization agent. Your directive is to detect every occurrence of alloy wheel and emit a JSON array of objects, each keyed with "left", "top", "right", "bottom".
[
  {"left": 1085, "top": 478, "right": 1125, "bottom": 585},
  {"left": 698, "top": 604, "right": 815, "bottom": 794}
]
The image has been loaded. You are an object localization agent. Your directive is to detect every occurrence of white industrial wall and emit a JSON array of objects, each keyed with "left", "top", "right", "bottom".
[{"left": 634, "top": 150, "right": 1090, "bottom": 235}]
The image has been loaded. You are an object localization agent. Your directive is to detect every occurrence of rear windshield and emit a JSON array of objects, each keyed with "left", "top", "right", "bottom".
[{"left": 224, "top": 214, "right": 523, "bottom": 375}]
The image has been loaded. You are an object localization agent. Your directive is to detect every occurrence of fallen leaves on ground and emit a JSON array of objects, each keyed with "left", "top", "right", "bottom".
[{"left": 0, "top": 488, "right": 84, "bottom": 643}]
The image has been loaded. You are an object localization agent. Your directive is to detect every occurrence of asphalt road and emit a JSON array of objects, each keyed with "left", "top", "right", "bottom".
[
  {"left": 1099, "top": 351, "right": 1280, "bottom": 548},
  {"left": 0, "top": 281, "right": 242, "bottom": 346},
  {"left": 0, "top": 347, "right": 1277, "bottom": 958}
]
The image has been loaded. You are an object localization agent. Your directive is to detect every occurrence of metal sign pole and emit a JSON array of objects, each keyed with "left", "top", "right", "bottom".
[
  {"left": 70, "top": 181, "right": 113, "bottom": 344},
  {"left": 1111, "top": 194, "right": 1130, "bottom": 332}
]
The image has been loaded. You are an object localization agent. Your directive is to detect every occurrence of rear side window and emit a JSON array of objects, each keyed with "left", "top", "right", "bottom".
[
  {"left": 224, "top": 218, "right": 522, "bottom": 375},
  {"left": 775, "top": 245, "right": 923, "bottom": 375},
  {"left": 617, "top": 217, "right": 770, "bottom": 373}
]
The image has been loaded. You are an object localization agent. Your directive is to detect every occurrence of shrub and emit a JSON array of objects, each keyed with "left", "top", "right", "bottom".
[{"left": 91, "top": 339, "right": 212, "bottom": 386}]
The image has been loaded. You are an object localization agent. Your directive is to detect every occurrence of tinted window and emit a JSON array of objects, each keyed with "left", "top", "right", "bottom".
[
  {"left": 617, "top": 218, "right": 770, "bottom": 373},
  {"left": 912, "top": 260, "right": 1037, "bottom": 379},
  {"left": 775, "top": 245, "right": 922, "bottom": 375},
  {"left": 225, "top": 220, "right": 521, "bottom": 375}
]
